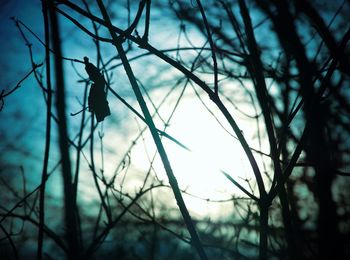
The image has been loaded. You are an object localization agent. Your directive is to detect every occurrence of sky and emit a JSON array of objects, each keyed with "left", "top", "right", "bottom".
[
  {"left": 1, "top": 1, "right": 47, "bottom": 184},
  {"left": 0, "top": 0, "right": 271, "bottom": 220},
  {"left": 2, "top": 1, "right": 350, "bottom": 259}
]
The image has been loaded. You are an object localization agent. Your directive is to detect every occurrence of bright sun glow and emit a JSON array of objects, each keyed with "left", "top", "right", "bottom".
[{"left": 124, "top": 87, "right": 262, "bottom": 217}]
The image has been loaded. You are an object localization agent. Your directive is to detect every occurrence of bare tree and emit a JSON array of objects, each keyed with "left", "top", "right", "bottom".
[{"left": 1, "top": 0, "right": 349, "bottom": 259}]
